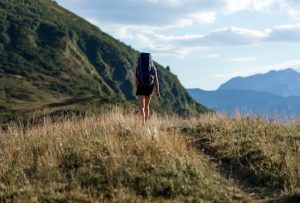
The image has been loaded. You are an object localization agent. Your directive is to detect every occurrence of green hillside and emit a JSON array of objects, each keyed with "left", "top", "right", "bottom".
[{"left": 0, "top": 0, "right": 206, "bottom": 122}]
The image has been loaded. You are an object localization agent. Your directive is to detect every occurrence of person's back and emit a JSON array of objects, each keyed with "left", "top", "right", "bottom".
[
  {"left": 136, "top": 53, "right": 155, "bottom": 87},
  {"left": 135, "top": 53, "right": 160, "bottom": 124}
]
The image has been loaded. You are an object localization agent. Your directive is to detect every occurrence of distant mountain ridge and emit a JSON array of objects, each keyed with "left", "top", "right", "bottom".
[
  {"left": 187, "top": 88, "right": 300, "bottom": 118},
  {"left": 188, "top": 68, "right": 300, "bottom": 118},
  {"left": 219, "top": 68, "right": 300, "bottom": 97}
]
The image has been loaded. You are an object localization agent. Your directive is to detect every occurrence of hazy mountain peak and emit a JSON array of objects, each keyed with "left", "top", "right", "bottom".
[{"left": 218, "top": 68, "right": 300, "bottom": 97}]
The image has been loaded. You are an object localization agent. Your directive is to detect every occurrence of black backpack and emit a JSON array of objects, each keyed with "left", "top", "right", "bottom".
[{"left": 136, "top": 53, "right": 156, "bottom": 87}]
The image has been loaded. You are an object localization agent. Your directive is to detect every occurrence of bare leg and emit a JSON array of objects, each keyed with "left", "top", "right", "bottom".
[
  {"left": 138, "top": 96, "right": 146, "bottom": 124},
  {"left": 145, "top": 96, "right": 152, "bottom": 121}
]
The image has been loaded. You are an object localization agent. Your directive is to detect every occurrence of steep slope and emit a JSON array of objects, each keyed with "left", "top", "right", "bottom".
[
  {"left": 218, "top": 68, "right": 300, "bottom": 97},
  {"left": 187, "top": 88, "right": 300, "bottom": 118},
  {"left": 0, "top": 0, "right": 206, "bottom": 120}
]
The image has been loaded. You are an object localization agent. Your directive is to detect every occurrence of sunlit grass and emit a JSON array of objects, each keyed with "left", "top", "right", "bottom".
[
  {"left": 0, "top": 108, "right": 299, "bottom": 202},
  {"left": 181, "top": 113, "right": 300, "bottom": 200},
  {"left": 0, "top": 108, "right": 250, "bottom": 202}
]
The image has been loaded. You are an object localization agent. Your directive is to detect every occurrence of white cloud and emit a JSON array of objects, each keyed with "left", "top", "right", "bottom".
[
  {"left": 224, "top": 0, "right": 300, "bottom": 23},
  {"left": 57, "top": 0, "right": 222, "bottom": 28},
  {"left": 146, "top": 0, "right": 192, "bottom": 6},
  {"left": 85, "top": 17, "right": 207, "bottom": 57},
  {"left": 224, "top": 0, "right": 276, "bottom": 13},
  {"left": 58, "top": 0, "right": 300, "bottom": 30},
  {"left": 274, "top": 23, "right": 300, "bottom": 29},
  {"left": 200, "top": 26, "right": 268, "bottom": 45},
  {"left": 86, "top": 18, "right": 136, "bottom": 40},
  {"left": 160, "top": 23, "right": 300, "bottom": 48},
  {"left": 223, "top": 0, "right": 300, "bottom": 22},
  {"left": 154, "top": 34, "right": 203, "bottom": 41},
  {"left": 60, "top": 0, "right": 300, "bottom": 60},
  {"left": 188, "top": 11, "right": 216, "bottom": 24},
  {"left": 278, "top": 0, "right": 300, "bottom": 20},
  {"left": 228, "top": 57, "right": 256, "bottom": 62},
  {"left": 58, "top": 0, "right": 300, "bottom": 49},
  {"left": 201, "top": 54, "right": 220, "bottom": 59},
  {"left": 86, "top": 15, "right": 300, "bottom": 59},
  {"left": 268, "top": 23, "right": 300, "bottom": 41},
  {"left": 223, "top": 0, "right": 300, "bottom": 20}
]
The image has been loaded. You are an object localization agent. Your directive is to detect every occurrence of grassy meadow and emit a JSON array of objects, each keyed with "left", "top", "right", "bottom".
[{"left": 0, "top": 108, "right": 299, "bottom": 202}]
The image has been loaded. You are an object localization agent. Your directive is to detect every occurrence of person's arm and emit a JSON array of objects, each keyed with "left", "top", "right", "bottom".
[{"left": 154, "top": 68, "right": 160, "bottom": 97}]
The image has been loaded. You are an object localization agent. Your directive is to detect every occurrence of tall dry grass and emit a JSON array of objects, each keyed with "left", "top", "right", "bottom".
[
  {"left": 0, "top": 108, "right": 251, "bottom": 202},
  {"left": 181, "top": 113, "right": 300, "bottom": 201}
]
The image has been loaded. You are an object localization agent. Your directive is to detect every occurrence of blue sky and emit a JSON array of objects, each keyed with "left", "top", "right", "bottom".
[{"left": 56, "top": 0, "right": 300, "bottom": 90}]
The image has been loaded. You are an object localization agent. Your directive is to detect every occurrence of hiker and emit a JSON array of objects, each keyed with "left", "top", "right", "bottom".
[{"left": 135, "top": 53, "right": 160, "bottom": 124}]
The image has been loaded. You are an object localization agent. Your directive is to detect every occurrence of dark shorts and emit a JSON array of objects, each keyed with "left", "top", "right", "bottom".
[{"left": 136, "top": 84, "right": 154, "bottom": 96}]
